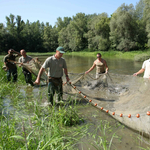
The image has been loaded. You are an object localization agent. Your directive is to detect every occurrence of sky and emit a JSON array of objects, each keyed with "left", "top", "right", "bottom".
[{"left": 0, "top": 0, "right": 139, "bottom": 27}]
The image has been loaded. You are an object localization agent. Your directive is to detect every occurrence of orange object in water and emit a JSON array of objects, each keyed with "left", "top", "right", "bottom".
[
  {"left": 74, "top": 86, "right": 76, "bottom": 89},
  {"left": 120, "top": 114, "right": 123, "bottom": 117},
  {"left": 136, "top": 114, "right": 140, "bottom": 118},
  {"left": 112, "top": 112, "right": 115, "bottom": 115},
  {"left": 89, "top": 100, "right": 92, "bottom": 102},
  {"left": 128, "top": 114, "right": 131, "bottom": 118},
  {"left": 79, "top": 91, "right": 81, "bottom": 94},
  {"left": 106, "top": 110, "right": 109, "bottom": 113},
  {"left": 84, "top": 96, "right": 86, "bottom": 98},
  {"left": 147, "top": 111, "right": 150, "bottom": 116},
  {"left": 101, "top": 107, "right": 103, "bottom": 110},
  {"left": 95, "top": 103, "right": 97, "bottom": 106}
]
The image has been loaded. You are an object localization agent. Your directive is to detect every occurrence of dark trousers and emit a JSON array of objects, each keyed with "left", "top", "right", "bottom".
[
  {"left": 48, "top": 78, "right": 63, "bottom": 105},
  {"left": 7, "top": 68, "right": 17, "bottom": 82},
  {"left": 23, "top": 70, "right": 34, "bottom": 86}
]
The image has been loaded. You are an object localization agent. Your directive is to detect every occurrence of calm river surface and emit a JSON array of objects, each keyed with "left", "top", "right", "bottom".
[
  {"left": 33, "top": 54, "right": 149, "bottom": 150},
  {"left": 39, "top": 54, "right": 143, "bottom": 76}
]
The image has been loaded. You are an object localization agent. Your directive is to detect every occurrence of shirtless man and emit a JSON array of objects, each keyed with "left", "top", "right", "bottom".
[{"left": 85, "top": 53, "right": 108, "bottom": 78}]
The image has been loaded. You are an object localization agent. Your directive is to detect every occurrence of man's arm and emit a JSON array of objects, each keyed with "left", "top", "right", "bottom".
[
  {"left": 4, "top": 57, "right": 9, "bottom": 70},
  {"left": 64, "top": 68, "right": 70, "bottom": 82},
  {"left": 104, "top": 60, "right": 108, "bottom": 73},
  {"left": 12, "top": 49, "right": 21, "bottom": 56},
  {"left": 4, "top": 62, "right": 9, "bottom": 70},
  {"left": 133, "top": 68, "right": 145, "bottom": 76},
  {"left": 34, "top": 67, "right": 45, "bottom": 85},
  {"left": 85, "top": 62, "right": 96, "bottom": 74}
]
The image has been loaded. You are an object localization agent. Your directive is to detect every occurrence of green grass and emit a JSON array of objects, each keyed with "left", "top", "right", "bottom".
[{"left": 24, "top": 49, "right": 150, "bottom": 61}]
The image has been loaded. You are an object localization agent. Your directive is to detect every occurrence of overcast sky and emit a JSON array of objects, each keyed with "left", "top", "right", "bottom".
[{"left": 0, "top": 0, "right": 139, "bottom": 26}]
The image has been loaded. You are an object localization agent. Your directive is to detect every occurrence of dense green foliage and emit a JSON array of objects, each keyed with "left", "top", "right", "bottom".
[{"left": 0, "top": 0, "right": 150, "bottom": 54}]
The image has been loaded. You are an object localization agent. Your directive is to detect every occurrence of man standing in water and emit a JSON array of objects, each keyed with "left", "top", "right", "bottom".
[
  {"left": 85, "top": 53, "right": 108, "bottom": 78},
  {"left": 133, "top": 58, "right": 150, "bottom": 78},
  {"left": 18, "top": 49, "right": 34, "bottom": 86},
  {"left": 34, "top": 46, "right": 70, "bottom": 105},
  {"left": 3, "top": 49, "right": 21, "bottom": 82}
]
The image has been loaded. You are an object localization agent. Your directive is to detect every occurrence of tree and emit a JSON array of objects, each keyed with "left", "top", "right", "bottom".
[
  {"left": 55, "top": 17, "right": 72, "bottom": 32},
  {"left": 65, "top": 13, "right": 88, "bottom": 51},
  {"left": 134, "top": 0, "right": 147, "bottom": 49},
  {"left": 0, "top": 23, "right": 7, "bottom": 53},
  {"left": 43, "top": 23, "right": 58, "bottom": 52},
  {"left": 58, "top": 27, "right": 70, "bottom": 51},
  {"left": 144, "top": 0, "right": 150, "bottom": 47},
  {"left": 109, "top": 3, "right": 138, "bottom": 51},
  {"left": 85, "top": 13, "right": 110, "bottom": 51},
  {"left": 5, "top": 14, "right": 17, "bottom": 50}
]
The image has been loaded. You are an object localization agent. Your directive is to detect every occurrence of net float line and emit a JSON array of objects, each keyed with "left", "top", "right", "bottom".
[{"left": 63, "top": 82, "right": 150, "bottom": 119}]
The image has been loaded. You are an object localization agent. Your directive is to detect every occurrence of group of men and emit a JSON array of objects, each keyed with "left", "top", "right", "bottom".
[
  {"left": 4, "top": 49, "right": 34, "bottom": 86},
  {"left": 3, "top": 47, "right": 70, "bottom": 105},
  {"left": 3, "top": 46, "right": 150, "bottom": 106}
]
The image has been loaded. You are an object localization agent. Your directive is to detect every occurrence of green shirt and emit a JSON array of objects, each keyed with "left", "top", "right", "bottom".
[
  {"left": 18, "top": 55, "right": 32, "bottom": 63},
  {"left": 3, "top": 54, "right": 18, "bottom": 69},
  {"left": 18, "top": 55, "right": 33, "bottom": 71},
  {"left": 42, "top": 55, "right": 67, "bottom": 78}
]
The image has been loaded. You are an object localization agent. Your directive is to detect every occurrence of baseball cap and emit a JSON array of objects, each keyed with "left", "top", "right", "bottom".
[{"left": 56, "top": 46, "right": 65, "bottom": 53}]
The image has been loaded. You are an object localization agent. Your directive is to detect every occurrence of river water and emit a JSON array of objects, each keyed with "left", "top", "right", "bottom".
[
  {"left": 28, "top": 54, "right": 150, "bottom": 149},
  {"left": 32, "top": 54, "right": 150, "bottom": 150}
]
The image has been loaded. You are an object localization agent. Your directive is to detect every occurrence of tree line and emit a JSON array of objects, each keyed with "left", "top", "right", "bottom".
[{"left": 0, "top": 0, "right": 150, "bottom": 54}]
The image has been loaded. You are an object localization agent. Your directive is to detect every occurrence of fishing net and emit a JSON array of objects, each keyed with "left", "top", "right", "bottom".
[
  {"left": 63, "top": 72, "right": 150, "bottom": 136},
  {"left": 63, "top": 72, "right": 130, "bottom": 103},
  {"left": 19, "top": 57, "right": 48, "bottom": 82},
  {"left": 63, "top": 72, "right": 150, "bottom": 112}
]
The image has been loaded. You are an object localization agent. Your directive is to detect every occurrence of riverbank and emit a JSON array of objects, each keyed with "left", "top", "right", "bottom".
[{"left": 26, "top": 49, "right": 150, "bottom": 61}]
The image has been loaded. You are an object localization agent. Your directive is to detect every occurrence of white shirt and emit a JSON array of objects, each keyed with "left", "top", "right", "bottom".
[{"left": 142, "top": 59, "right": 150, "bottom": 78}]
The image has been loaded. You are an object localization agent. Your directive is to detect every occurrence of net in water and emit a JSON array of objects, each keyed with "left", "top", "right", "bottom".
[{"left": 20, "top": 57, "right": 48, "bottom": 82}]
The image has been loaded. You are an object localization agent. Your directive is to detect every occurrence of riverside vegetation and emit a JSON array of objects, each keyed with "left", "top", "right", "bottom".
[
  {"left": 0, "top": 0, "right": 150, "bottom": 54},
  {"left": 0, "top": 56, "right": 119, "bottom": 150},
  {"left": 0, "top": 53, "right": 150, "bottom": 150}
]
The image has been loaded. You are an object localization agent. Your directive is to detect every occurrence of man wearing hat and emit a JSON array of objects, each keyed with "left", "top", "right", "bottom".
[
  {"left": 3, "top": 49, "right": 21, "bottom": 82},
  {"left": 34, "top": 46, "right": 70, "bottom": 105}
]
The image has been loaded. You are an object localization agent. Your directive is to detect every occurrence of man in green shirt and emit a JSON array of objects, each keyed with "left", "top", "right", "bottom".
[
  {"left": 3, "top": 49, "right": 21, "bottom": 82},
  {"left": 34, "top": 46, "right": 70, "bottom": 105}
]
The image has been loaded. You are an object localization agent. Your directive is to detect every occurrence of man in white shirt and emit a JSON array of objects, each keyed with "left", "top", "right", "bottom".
[{"left": 133, "top": 59, "right": 150, "bottom": 78}]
